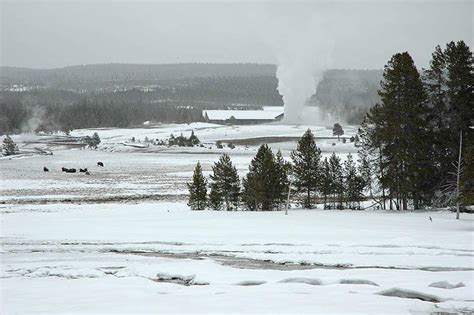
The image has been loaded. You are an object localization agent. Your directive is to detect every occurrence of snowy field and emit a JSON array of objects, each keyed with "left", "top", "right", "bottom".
[{"left": 1, "top": 123, "right": 473, "bottom": 314}]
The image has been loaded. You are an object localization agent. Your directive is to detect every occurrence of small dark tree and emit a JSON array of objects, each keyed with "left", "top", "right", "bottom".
[
  {"left": 92, "top": 132, "right": 101, "bottom": 148},
  {"left": 329, "top": 153, "right": 344, "bottom": 209},
  {"left": 189, "top": 130, "right": 200, "bottom": 146},
  {"left": 332, "top": 123, "right": 344, "bottom": 140},
  {"left": 84, "top": 132, "right": 101, "bottom": 149},
  {"left": 320, "top": 157, "right": 332, "bottom": 209},
  {"left": 209, "top": 154, "right": 240, "bottom": 211},
  {"left": 2, "top": 135, "right": 18, "bottom": 156},
  {"left": 291, "top": 129, "right": 321, "bottom": 208},
  {"left": 275, "top": 150, "right": 291, "bottom": 208},
  {"left": 241, "top": 144, "right": 287, "bottom": 211},
  {"left": 187, "top": 162, "right": 207, "bottom": 210},
  {"left": 343, "top": 153, "right": 366, "bottom": 209}
]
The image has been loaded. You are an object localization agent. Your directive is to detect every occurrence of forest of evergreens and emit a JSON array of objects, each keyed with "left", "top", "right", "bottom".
[
  {"left": 0, "top": 64, "right": 383, "bottom": 134},
  {"left": 188, "top": 40, "right": 473, "bottom": 212}
]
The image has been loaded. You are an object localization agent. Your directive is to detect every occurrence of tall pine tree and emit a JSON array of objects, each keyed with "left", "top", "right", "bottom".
[
  {"left": 209, "top": 154, "right": 240, "bottom": 211},
  {"left": 187, "top": 162, "right": 207, "bottom": 210},
  {"left": 445, "top": 41, "right": 473, "bottom": 137},
  {"left": 343, "top": 153, "right": 366, "bottom": 209},
  {"left": 329, "top": 153, "right": 344, "bottom": 209},
  {"left": 360, "top": 52, "right": 432, "bottom": 209},
  {"left": 320, "top": 157, "right": 332, "bottom": 209},
  {"left": 275, "top": 150, "right": 291, "bottom": 208},
  {"left": 241, "top": 144, "right": 287, "bottom": 211},
  {"left": 291, "top": 129, "right": 322, "bottom": 208}
]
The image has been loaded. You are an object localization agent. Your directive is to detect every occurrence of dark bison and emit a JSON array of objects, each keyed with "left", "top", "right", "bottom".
[
  {"left": 97, "top": 162, "right": 104, "bottom": 167},
  {"left": 43, "top": 167, "right": 49, "bottom": 172},
  {"left": 65, "top": 168, "right": 76, "bottom": 173},
  {"left": 62, "top": 167, "right": 67, "bottom": 172},
  {"left": 85, "top": 171, "right": 91, "bottom": 175},
  {"left": 80, "top": 168, "right": 88, "bottom": 173}
]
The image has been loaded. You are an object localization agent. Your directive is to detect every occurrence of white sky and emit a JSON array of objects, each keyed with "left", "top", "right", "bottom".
[{"left": 1, "top": 0, "right": 472, "bottom": 69}]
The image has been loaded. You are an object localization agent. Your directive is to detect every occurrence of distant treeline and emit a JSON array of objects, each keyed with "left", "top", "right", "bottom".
[
  {"left": 309, "top": 69, "right": 382, "bottom": 124},
  {"left": 0, "top": 97, "right": 204, "bottom": 134},
  {"left": 0, "top": 63, "right": 277, "bottom": 89},
  {"left": 0, "top": 64, "right": 387, "bottom": 133},
  {"left": 0, "top": 75, "right": 282, "bottom": 134}
]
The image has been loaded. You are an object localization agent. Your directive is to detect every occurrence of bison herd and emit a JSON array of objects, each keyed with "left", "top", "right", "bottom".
[{"left": 44, "top": 162, "right": 104, "bottom": 175}]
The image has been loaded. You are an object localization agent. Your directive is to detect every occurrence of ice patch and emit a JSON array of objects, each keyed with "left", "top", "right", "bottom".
[
  {"left": 278, "top": 277, "right": 322, "bottom": 285},
  {"left": 428, "top": 281, "right": 465, "bottom": 289},
  {"left": 339, "top": 279, "right": 379, "bottom": 286},
  {"left": 152, "top": 273, "right": 209, "bottom": 286},
  {"left": 376, "top": 288, "right": 443, "bottom": 303},
  {"left": 234, "top": 280, "right": 266, "bottom": 286}
]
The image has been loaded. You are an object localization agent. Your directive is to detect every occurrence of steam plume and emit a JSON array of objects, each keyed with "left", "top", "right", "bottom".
[{"left": 256, "top": 5, "right": 335, "bottom": 124}]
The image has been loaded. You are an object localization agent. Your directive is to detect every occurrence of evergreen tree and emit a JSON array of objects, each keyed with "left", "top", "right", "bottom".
[
  {"left": 208, "top": 187, "right": 222, "bottom": 210},
  {"left": 320, "top": 157, "right": 332, "bottom": 209},
  {"left": 332, "top": 123, "right": 344, "bottom": 140},
  {"left": 444, "top": 41, "right": 473, "bottom": 207},
  {"left": 359, "top": 52, "right": 432, "bottom": 210},
  {"left": 358, "top": 154, "right": 375, "bottom": 205},
  {"left": 445, "top": 41, "right": 473, "bottom": 137},
  {"left": 423, "top": 45, "right": 450, "bottom": 193},
  {"left": 329, "top": 153, "right": 344, "bottom": 209},
  {"left": 424, "top": 41, "right": 473, "bottom": 196},
  {"left": 462, "top": 134, "right": 474, "bottom": 205},
  {"left": 189, "top": 130, "right": 200, "bottom": 146},
  {"left": 424, "top": 45, "right": 448, "bottom": 130},
  {"left": 291, "top": 129, "right": 322, "bottom": 208},
  {"left": 343, "top": 153, "right": 366, "bottom": 209},
  {"left": 92, "top": 132, "right": 101, "bottom": 148},
  {"left": 209, "top": 154, "right": 240, "bottom": 211},
  {"left": 357, "top": 111, "right": 387, "bottom": 209},
  {"left": 84, "top": 132, "right": 101, "bottom": 149},
  {"left": 187, "top": 162, "right": 207, "bottom": 210},
  {"left": 241, "top": 144, "right": 287, "bottom": 211},
  {"left": 275, "top": 150, "right": 291, "bottom": 208},
  {"left": 2, "top": 135, "right": 18, "bottom": 156}
]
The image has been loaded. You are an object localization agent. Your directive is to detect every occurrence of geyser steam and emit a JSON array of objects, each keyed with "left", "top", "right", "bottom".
[
  {"left": 257, "top": 6, "right": 334, "bottom": 124},
  {"left": 277, "top": 20, "right": 333, "bottom": 124}
]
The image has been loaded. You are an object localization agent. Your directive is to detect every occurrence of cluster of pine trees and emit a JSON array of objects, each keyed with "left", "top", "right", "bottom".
[
  {"left": 358, "top": 40, "right": 473, "bottom": 210},
  {"left": 2, "top": 135, "right": 18, "bottom": 156},
  {"left": 188, "top": 129, "right": 367, "bottom": 211},
  {"left": 168, "top": 131, "right": 200, "bottom": 147},
  {"left": 83, "top": 132, "right": 101, "bottom": 149}
]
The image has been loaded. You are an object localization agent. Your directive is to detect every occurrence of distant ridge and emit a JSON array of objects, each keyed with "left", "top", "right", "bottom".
[{"left": 0, "top": 63, "right": 278, "bottom": 86}]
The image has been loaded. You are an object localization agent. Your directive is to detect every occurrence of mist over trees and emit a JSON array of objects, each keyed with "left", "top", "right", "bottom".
[
  {"left": 1, "top": 64, "right": 385, "bottom": 135},
  {"left": 0, "top": 63, "right": 277, "bottom": 89},
  {"left": 308, "top": 70, "right": 382, "bottom": 124}
]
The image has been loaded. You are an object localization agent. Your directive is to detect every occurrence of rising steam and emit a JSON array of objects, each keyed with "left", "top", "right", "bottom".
[{"left": 255, "top": 5, "right": 335, "bottom": 124}]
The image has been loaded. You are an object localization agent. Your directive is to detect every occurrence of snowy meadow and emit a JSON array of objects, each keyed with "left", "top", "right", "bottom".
[{"left": 1, "top": 123, "right": 473, "bottom": 314}]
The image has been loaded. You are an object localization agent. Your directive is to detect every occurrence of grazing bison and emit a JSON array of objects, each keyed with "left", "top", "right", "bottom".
[
  {"left": 62, "top": 167, "right": 67, "bottom": 172},
  {"left": 65, "top": 168, "right": 76, "bottom": 173},
  {"left": 43, "top": 167, "right": 49, "bottom": 172},
  {"left": 85, "top": 171, "right": 91, "bottom": 175},
  {"left": 80, "top": 168, "right": 88, "bottom": 173},
  {"left": 97, "top": 162, "right": 104, "bottom": 167}
]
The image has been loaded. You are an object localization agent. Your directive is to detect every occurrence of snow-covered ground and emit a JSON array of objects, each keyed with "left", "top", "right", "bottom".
[
  {"left": 1, "top": 123, "right": 473, "bottom": 314},
  {"left": 1, "top": 123, "right": 356, "bottom": 204},
  {"left": 2, "top": 203, "right": 473, "bottom": 314}
]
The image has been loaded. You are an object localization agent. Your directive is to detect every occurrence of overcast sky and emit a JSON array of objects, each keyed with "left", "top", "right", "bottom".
[{"left": 1, "top": 0, "right": 472, "bottom": 69}]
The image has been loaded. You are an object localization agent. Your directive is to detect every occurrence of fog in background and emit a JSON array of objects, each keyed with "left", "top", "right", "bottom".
[
  {"left": 2, "top": 0, "right": 471, "bottom": 69},
  {"left": 1, "top": 0, "right": 472, "bottom": 124}
]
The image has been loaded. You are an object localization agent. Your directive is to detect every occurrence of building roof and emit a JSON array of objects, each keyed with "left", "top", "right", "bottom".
[{"left": 203, "top": 107, "right": 284, "bottom": 121}]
